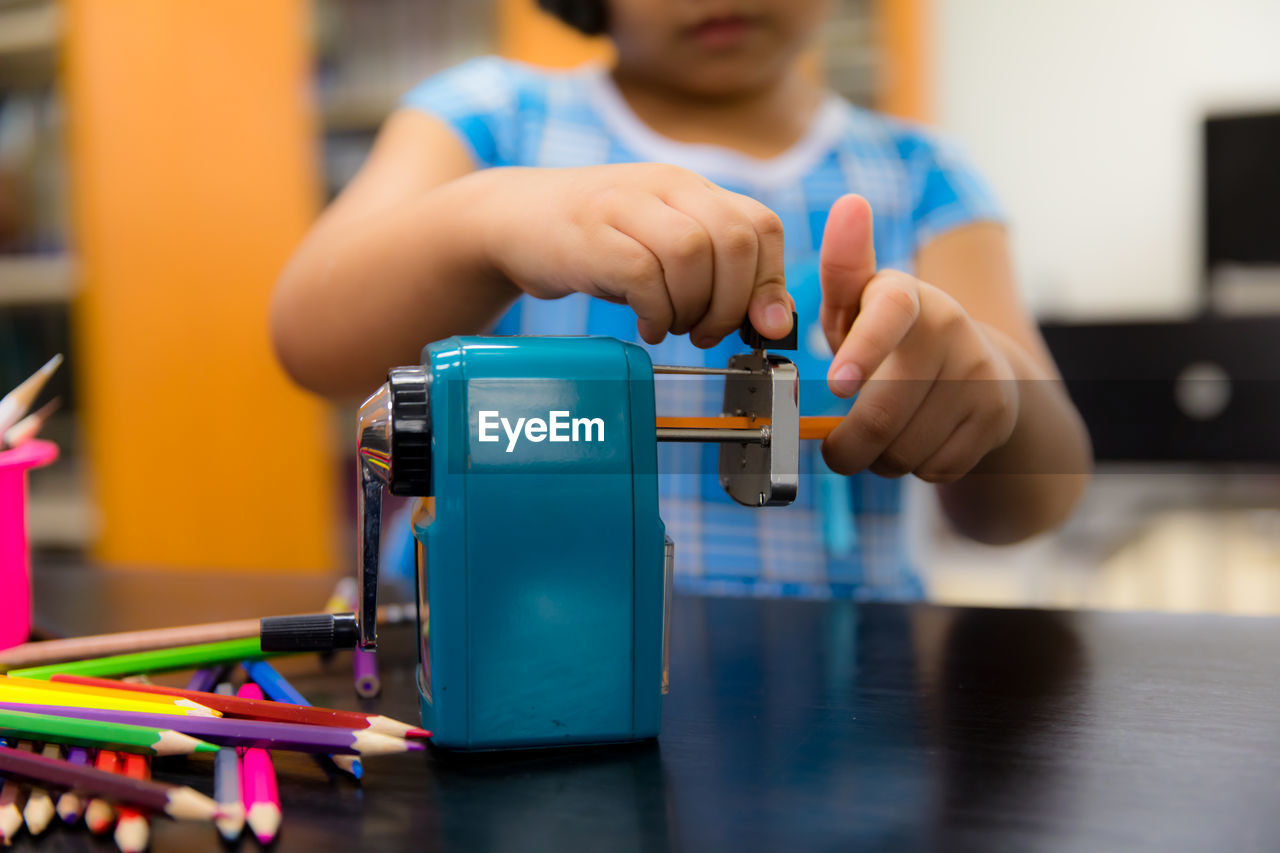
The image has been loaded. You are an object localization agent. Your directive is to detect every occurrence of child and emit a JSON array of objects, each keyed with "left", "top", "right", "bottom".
[{"left": 272, "top": 0, "right": 1091, "bottom": 598}]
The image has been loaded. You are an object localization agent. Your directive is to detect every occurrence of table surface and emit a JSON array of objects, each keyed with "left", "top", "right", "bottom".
[{"left": 18, "top": 563, "right": 1280, "bottom": 851}]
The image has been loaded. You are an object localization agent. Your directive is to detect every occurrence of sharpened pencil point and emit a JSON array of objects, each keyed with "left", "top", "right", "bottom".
[
  {"left": 114, "top": 814, "right": 149, "bottom": 853},
  {"left": 174, "top": 698, "right": 220, "bottom": 717},
  {"left": 331, "top": 754, "right": 364, "bottom": 779},
  {"left": 22, "top": 790, "right": 55, "bottom": 835},
  {"left": 56, "top": 790, "right": 85, "bottom": 825},
  {"left": 246, "top": 802, "right": 282, "bottom": 844},
  {"left": 215, "top": 803, "right": 245, "bottom": 841},
  {"left": 406, "top": 728, "right": 432, "bottom": 739},
  {"left": 85, "top": 797, "right": 114, "bottom": 834}
]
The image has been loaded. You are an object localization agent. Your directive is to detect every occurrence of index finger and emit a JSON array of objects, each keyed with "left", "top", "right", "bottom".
[{"left": 819, "top": 194, "right": 877, "bottom": 351}]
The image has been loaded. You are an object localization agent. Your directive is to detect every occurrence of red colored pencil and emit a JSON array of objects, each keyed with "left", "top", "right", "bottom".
[
  {"left": 53, "top": 674, "right": 428, "bottom": 739},
  {"left": 85, "top": 749, "right": 119, "bottom": 834},
  {"left": 113, "top": 753, "right": 150, "bottom": 853}
]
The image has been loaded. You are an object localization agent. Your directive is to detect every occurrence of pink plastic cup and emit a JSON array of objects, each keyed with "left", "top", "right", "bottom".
[{"left": 0, "top": 439, "right": 57, "bottom": 649}]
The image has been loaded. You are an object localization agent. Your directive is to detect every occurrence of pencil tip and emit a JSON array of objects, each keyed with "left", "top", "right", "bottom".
[
  {"left": 406, "top": 728, "right": 432, "bottom": 739},
  {"left": 246, "top": 803, "right": 281, "bottom": 844},
  {"left": 113, "top": 815, "right": 149, "bottom": 853},
  {"left": 176, "top": 698, "right": 220, "bottom": 716}
]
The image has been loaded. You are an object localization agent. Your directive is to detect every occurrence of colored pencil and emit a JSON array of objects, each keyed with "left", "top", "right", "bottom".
[
  {"left": 0, "top": 608, "right": 414, "bottom": 671},
  {"left": 237, "top": 683, "right": 282, "bottom": 844},
  {"left": 85, "top": 749, "right": 120, "bottom": 833},
  {"left": 0, "top": 703, "right": 425, "bottom": 757},
  {"left": 21, "top": 742, "right": 59, "bottom": 834},
  {"left": 0, "top": 744, "right": 216, "bottom": 821},
  {"left": 354, "top": 648, "right": 381, "bottom": 698},
  {"left": 55, "top": 673, "right": 429, "bottom": 739},
  {"left": 0, "top": 707, "right": 218, "bottom": 756},
  {"left": 241, "top": 659, "right": 363, "bottom": 777},
  {"left": 0, "top": 678, "right": 219, "bottom": 717},
  {"left": 113, "top": 752, "right": 150, "bottom": 853},
  {"left": 0, "top": 353, "right": 61, "bottom": 439},
  {"left": 2, "top": 398, "right": 59, "bottom": 449},
  {"left": 8, "top": 637, "right": 270, "bottom": 680},
  {"left": 654, "top": 414, "right": 843, "bottom": 440},
  {"left": 0, "top": 739, "right": 26, "bottom": 844},
  {"left": 54, "top": 745, "right": 90, "bottom": 824},
  {"left": 213, "top": 683, "right": 245, "bottom": 842},
  {"left": 184, "top": 665, "right": 229, "bottom": 693}
]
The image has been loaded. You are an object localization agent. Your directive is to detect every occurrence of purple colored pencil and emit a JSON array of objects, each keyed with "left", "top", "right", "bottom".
[
  {"left": 353, "top": 648, "right": 381, "bottom": 698},
  {"left": 0, "top": 703, "right": 421, "bottom": 757},
  {"left": 184, "top": 666, "right": 229, "bottom": 693},
  {"left": 54, "top": 745, "right": 92, "bottom": 824}
]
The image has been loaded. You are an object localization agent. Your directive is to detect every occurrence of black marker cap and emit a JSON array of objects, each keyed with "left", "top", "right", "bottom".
[{"left": 260, "top": 612, "right": 359, "bottom": 652}]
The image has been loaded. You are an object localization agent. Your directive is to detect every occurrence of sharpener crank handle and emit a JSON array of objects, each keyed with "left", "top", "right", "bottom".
[{"left": 357, "top": 464, "right": 383, "bottom": 650}]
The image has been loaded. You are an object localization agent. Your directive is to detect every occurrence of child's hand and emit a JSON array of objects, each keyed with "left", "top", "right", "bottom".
[
  {"left": 477, "top": 163, "right": 793, "bottom": 347},
  {"left": 818, "top": 194, "right": 1019, "bottom": 483}
]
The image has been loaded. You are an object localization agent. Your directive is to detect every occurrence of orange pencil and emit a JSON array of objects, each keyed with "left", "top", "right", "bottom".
[{"left": 654, "top": 415, "right": 841, "bottom": 440}]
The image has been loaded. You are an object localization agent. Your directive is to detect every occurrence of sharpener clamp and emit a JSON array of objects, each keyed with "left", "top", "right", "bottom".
[{"left": 653, "top": 313, "right": 800, "bottom": 507}]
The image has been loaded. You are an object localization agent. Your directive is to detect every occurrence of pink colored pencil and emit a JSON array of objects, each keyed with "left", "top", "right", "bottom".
[{"left": 237, "top": 683, "right": 281, "bottom": 844}]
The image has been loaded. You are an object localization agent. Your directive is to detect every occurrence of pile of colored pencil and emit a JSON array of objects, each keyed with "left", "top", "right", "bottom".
[{"left": 0, "top": 650, "right": 429, "bottom": 849}]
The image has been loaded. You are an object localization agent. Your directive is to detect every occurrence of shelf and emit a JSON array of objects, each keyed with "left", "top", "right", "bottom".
[
  {"left": 0, "top": 2, "right": 58, "bottom": 87},
  {"left": 0, "top": 254, "right": 76, "bottom": 305},
  {"left": 321, "top": 91, "right": 397, "bottom": 133},
  {"left": 26, "top": 448, "right": 94, "bottom": 550}
]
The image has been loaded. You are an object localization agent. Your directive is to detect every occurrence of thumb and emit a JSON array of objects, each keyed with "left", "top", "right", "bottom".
[{"left": 819, "top": 194, "right": 877, "bottom": 353}]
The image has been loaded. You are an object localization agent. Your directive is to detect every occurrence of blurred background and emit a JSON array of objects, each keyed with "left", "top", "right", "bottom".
[{"left": 2, "top": 0, "right": 1278, "bottom": 613}]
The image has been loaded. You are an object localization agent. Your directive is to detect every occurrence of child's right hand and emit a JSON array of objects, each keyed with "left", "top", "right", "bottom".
[{"left": 473, "top": 163, "right": 794, "bottom": 347}]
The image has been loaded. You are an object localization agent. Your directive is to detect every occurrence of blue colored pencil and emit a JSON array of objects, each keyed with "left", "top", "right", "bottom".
[{"left": 241, "top": 661, "right": 363, "bottom": 779}]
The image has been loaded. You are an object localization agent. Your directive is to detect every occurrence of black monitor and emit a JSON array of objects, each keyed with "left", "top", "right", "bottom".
[{"left": 1204, "top": 111, "right": 1280, "bottom": 277}]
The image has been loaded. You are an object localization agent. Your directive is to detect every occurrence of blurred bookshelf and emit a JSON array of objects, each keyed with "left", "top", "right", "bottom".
[
  {"left": 0, "top": 0, "right": 84, "bottom": 549},
  {"left": 0, "top": 253, "right": 74, "bottom": 304},
  {"left": 0, "top": 0, "right": 58, "bottom": 90}
]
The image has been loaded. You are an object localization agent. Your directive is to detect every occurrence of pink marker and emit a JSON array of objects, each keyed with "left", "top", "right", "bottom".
[{"left": 236, "top": 683, "right": 282, "bottom": 843}]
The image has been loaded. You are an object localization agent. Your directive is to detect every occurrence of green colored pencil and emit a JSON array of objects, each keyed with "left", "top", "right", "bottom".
[
  {"left": 0, "top": 707, "right": 218, "bottom": 757},
  {"left": 9, "top": 637, "right": 270, "bottom": 681}
]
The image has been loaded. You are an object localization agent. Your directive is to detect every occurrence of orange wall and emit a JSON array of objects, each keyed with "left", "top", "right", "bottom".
[
  {"left": 64, "top": 1, "right": 339, "bottom": 572},
  {"left": 876, "top": 0, "right": 931, "bottom": 121}
]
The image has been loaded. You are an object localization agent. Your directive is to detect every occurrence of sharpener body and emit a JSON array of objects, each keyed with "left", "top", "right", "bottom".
[{"left": 411, "top": 336, "right": 667, "bottom": 750}]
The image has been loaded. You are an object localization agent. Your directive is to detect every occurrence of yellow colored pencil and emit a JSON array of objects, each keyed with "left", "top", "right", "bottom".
[
  {"left": 0, "top": 675, "right": 220, "bottom": 715},
  {"left": 0, "top": 683, "right": 218, "bottom": 718}
]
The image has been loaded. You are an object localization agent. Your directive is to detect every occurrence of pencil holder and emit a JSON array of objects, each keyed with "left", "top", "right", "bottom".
[{"left": 0, "top": 439, "right": 57, "bottom": 649}]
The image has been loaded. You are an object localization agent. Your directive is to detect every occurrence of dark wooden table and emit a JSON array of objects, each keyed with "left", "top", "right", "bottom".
[{"left": 19, "top": 563, "right": 1280, "bottom": 851}]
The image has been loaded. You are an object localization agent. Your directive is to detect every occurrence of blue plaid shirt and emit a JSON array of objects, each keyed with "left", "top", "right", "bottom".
[{"left": 395, "top": 57, "right": 1002, "bottom": 600}]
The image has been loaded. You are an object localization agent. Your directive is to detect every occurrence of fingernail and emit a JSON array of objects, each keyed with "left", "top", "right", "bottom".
[
  {"left": 830, "top": 363, "right": 862, "bottom": 398},
  {"left": 765, "top": 302, "right": 790, "bottom": 334}
]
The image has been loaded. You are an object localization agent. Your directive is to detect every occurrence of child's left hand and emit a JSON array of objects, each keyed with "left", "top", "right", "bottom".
[{"left": 818, "top": 194, "right": 1019, "bottom": 484}]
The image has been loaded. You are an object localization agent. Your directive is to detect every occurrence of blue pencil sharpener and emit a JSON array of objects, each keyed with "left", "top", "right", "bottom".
[{"left": 265, "top": 322, "right": 800, "bottom": 751}]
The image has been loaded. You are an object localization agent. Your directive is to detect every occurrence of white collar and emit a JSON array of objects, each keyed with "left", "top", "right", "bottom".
[{"left": 582, "top": 66, "right": 847, "bottom": 189}]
